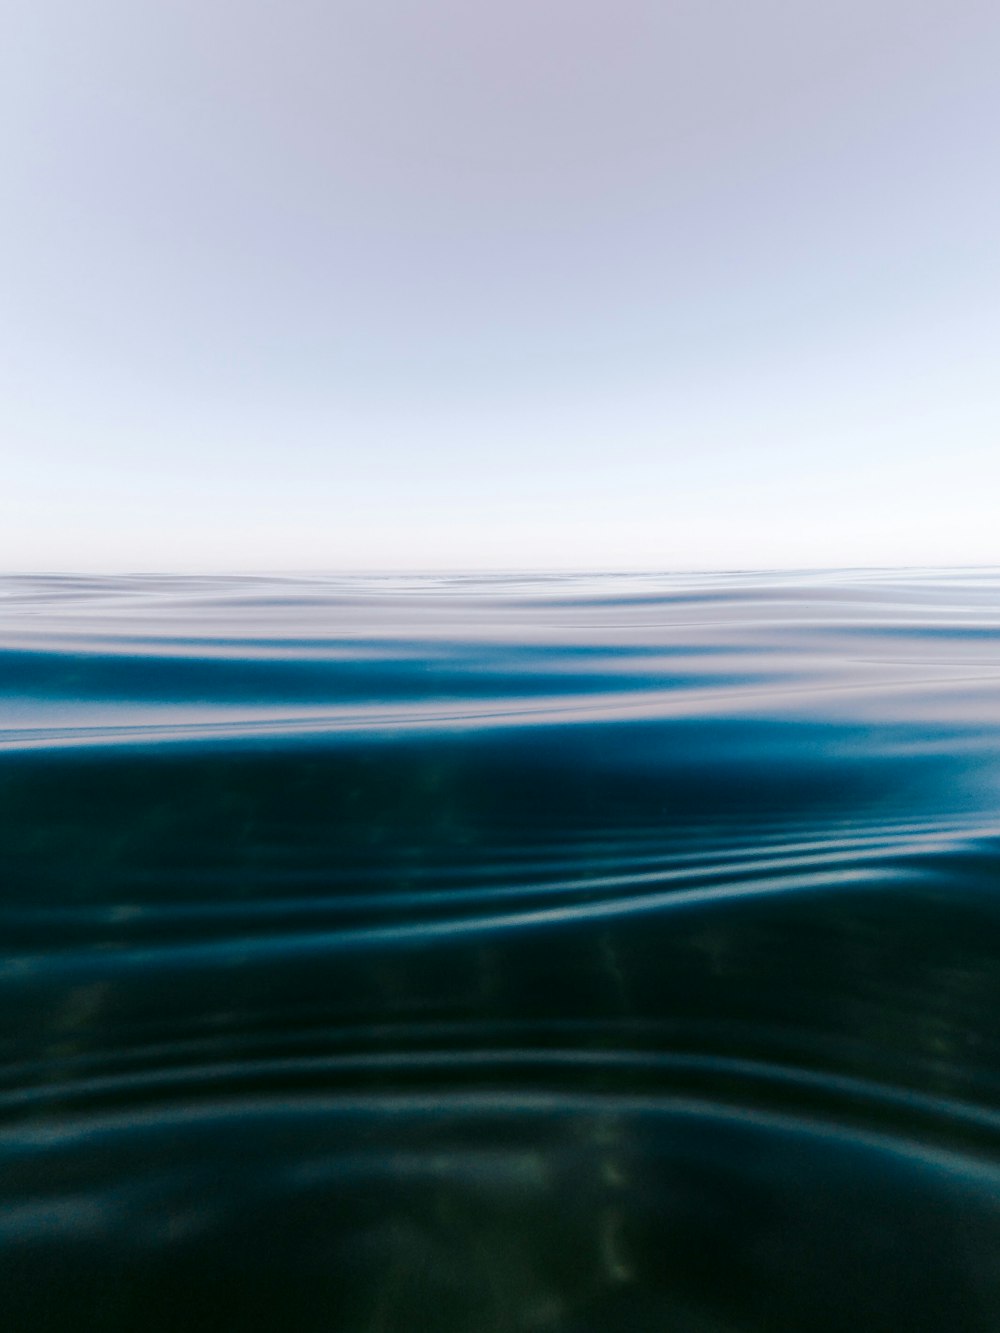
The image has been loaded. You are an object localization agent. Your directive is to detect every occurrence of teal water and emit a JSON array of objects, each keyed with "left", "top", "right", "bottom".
[{"left": 3, "top": 571, "right": 1000, "bottom": 1330}]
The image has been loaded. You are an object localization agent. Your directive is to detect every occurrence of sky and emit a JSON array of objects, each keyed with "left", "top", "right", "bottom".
[{"left": 1, "top": 0, "right": 998, "bottom": 572}]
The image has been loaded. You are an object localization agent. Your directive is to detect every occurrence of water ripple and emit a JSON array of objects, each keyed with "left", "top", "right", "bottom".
[{"left": 4, "top": 572, "right": 1000, "bottom": 1329}]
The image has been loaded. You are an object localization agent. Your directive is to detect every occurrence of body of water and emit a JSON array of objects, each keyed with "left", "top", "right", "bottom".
[{"left": 3, "top": 570, "right": 1000, "bottom": 1330}]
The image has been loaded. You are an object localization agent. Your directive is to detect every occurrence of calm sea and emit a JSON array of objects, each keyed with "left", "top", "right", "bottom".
[{"left": 3, "top": 571, "right": 1000, "bottom": 1331}]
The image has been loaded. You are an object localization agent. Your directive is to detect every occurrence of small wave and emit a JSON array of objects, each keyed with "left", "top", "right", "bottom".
[{"left": 4, "top": 573, "right": 1000, "bottom": 1329}]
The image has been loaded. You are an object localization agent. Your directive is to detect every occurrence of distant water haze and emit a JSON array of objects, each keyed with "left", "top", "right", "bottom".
[{"left": 2, "top": 1, "right": 999, "bottom": 571}]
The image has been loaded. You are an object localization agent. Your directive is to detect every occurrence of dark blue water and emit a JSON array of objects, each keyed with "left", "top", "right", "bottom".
[{"left": 3, "top": 570, "right": 1000, "bottom": 1331}]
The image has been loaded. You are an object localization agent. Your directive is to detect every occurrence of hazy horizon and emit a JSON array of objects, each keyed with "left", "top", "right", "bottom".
[{"left": 3, "top": 1, "right": 998, "bottom": 572}]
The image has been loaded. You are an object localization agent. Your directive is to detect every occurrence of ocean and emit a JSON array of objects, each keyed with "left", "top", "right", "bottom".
[{"left": 2, "top": 570, "right": 1000, "bottom": 1330}]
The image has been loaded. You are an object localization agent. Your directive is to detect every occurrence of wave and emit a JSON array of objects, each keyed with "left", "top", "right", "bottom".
[{"left": 3, "top": 572, "right": 1000, "bottom": 1329}]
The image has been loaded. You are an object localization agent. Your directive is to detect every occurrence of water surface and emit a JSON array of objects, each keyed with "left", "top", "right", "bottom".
[{"left": 3, "top": 570, "right": 1000, "bottom": 1330}]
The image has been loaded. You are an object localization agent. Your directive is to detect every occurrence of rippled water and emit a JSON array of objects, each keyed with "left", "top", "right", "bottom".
[{"left": 4, "top": 570, "right": 1000, "bottom": 1331}]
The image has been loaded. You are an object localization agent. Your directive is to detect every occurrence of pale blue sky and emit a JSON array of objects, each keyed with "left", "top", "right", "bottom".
[{"left": 2, "top": 1, "right": 998, "bottom": 571}]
